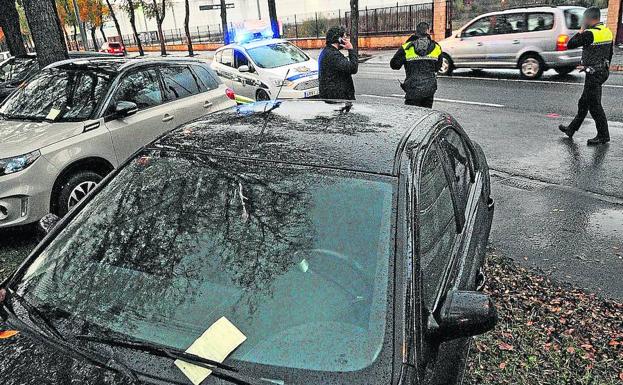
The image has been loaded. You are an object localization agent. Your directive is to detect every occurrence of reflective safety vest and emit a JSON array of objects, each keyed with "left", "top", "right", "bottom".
[
  {"left": 402, "top": 41, "right": 442, "bottom": 61},
  {"left": 583, "top": 23, "right": 613, "bottom": 67}
]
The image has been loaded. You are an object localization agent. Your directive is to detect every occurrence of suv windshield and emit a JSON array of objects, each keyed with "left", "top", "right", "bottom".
[
  {"left": 16, "top": 152, "right": 394, "bottom": 378},
  {"left": 564, "top": 8, "right": 585, "bottom": 30},
  {"left": 0, "top": 57, "right": 36, "bottom": 83},
  {"left": 247, "top": 42, "right": 310, "bottom": 68},
  {"left": 0, "top": 66, "right": 114, "bottom": 122}
]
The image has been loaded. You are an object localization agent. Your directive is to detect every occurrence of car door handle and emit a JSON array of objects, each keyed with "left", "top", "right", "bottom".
[
  {"left": 162, "top": 114, "right": 175, "bottom": 122},
  {"left": 203, "top": 101, "right": 214, "bottom": 108},
  {"left": 476, "top": 42, "right": 483, "bottom": 46},
  {"left": 512, "top": 40, "right": 520, "bottom": 44}
]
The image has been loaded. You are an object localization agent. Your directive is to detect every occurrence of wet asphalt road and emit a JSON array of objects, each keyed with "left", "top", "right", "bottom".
[{"left": 355, "top": 60, "right": 623, "bottom": 299}]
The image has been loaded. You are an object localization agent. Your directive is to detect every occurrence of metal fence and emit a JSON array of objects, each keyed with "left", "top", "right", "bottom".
[{"left": 346, "top": 3, "right": 434, "bottom": 36}]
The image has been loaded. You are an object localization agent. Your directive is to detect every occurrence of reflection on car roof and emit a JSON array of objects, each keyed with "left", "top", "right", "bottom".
[{"left": 154, "top": 100, "right": 442, "bottom": 176}]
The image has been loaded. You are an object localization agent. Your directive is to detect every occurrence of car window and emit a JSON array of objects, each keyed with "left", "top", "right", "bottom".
[
  {"left": 111, "top": 68, "right": 163, "bottom": 110},
  {"left": 192, "top": 65, "right": 220, "bottom": 91},
  {"left": 438, "top": 128, "right": 473, "bottom": 222},
  {"left": 527, "top": 13, "right": 554, "bottom": 32},
  {"left": 18, "top": 155, "right": 395, "bottom": 373},
  {"left": 221, "top": 49, "right": 234, "bottom": 67},
  {"left": 492, "top": 13, "right": 527, "bottom": 35},
  {"left": 0, "top": 57, "right": 37, "bottom": 82},
  {"left": 234, "top": 49, "right": 249, "bottom": 68},
  {"left": 0, "top": 67, "right": 113, "bottom": 122},
  {"left": 418, "top": 143, "right": 457, "bottom": 310},
  {"left": 564, "top": 9, "right": 584, "bottom": 30},
  {"left": 161, "top": 65, "right": 201, "bottom": 100},
  {"left": 215, "top": 51, "right": 222, "bottom": 63},
  {"left": 463, "top": 16, "right": 493, "bottom": 37}
]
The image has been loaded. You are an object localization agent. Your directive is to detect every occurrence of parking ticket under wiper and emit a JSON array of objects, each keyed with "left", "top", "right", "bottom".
[{"left": 75, "top": 334, "right": 270, "bottom": 385}]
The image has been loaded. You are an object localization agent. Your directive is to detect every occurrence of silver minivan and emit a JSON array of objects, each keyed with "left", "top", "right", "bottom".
[{"left": 439, "top": 6, "right": 585, "bottom": 79}]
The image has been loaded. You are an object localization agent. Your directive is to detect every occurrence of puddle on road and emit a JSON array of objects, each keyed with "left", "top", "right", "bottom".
[{"left": 588, "top": 208, "right": 623, "bottom": 236}]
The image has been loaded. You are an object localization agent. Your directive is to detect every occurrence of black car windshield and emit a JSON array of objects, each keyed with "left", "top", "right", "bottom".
[
  {"left": 16, "top": 152, "right": 394, "bottom": 377},
  {"left": 0, "top": 57, "right": 36, "bottom": 83},
  {"left": 247, "top": 43, "right": 310, "bottom": 68},
  {"left": 0, "top": 66, "right": 113, "bottom": 122}
]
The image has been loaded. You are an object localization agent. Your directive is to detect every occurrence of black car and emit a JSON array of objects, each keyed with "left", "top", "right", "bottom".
[
  {"left": 0, "top": 51, "right": 114, "bottom": 102},
  {"left": 0, "top": 100, "right": 496, "bottom": 385}
]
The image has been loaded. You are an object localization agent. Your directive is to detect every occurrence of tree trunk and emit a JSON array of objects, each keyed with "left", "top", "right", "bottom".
[
  {"left": 127, "top": 0, "right": 144, "bottom": 56},
  {"left": 152, "top": 0, "right": 166, "bottom": 56},
  {"left": 220, "top": 0, "right": 228, "bottom": 44},
  {"left": 100, "top": 24, "right": 107, "bottom": 42},
  {"left": 184, "top": 0, "right": 193, "bottom": 56},
  {"left": 91, "top": 26, "right": 99, "bottom": 51},
  {"left": 267, "top": 0, "right": 279, "bottom": 38},
  {"left": 105, "top": 0, "right": 125, "bottom": 53},
  {"left": 22, "top": 0, "right": 69, "bottom": 67},
  {"left": 0, "top": 0, "right": 28, "bottom": 56},
  {"left": 349, "top": 0, "right": 359, "bottom": 54},
  {"left": 73, "top": 23, "right": 78, "bottom": 50}
]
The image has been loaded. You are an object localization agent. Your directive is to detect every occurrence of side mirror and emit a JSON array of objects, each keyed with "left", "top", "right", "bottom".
[
  {"left": 112, "top": 101, "right": 138, "bottom": 119},
  {"left": 429, "top": 290, "right": 497, "bottom": 342},
  {"left": 39, "top": 213, "right": 61, "bottom": 235},
  {"left": 238, "top": 65, "right": 250, "bottom": 73}
]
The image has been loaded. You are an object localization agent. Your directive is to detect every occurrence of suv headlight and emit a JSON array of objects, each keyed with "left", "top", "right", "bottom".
[
  {"left": 0, "top": 150, "right": 41, "bottom": 176},
  {"left": 272, "top": 79, "right": 292, "bottom": 87}
]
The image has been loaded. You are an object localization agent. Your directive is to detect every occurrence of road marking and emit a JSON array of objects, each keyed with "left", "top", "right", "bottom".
[{"left": 360, "top": 93, "right": 505, "bottom": 107}]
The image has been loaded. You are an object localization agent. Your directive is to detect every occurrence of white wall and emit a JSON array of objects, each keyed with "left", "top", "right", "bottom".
[{"left": 103, "top": 0, "right": 430, "bottom": 38}]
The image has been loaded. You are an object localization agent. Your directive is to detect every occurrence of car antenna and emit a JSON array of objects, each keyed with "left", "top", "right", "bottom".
[
  {"left": 256, "top": 68, "right": 291, "bottom": 144},
  {"left": 272, "top": 68, "right": 291, "bottom": 102}
]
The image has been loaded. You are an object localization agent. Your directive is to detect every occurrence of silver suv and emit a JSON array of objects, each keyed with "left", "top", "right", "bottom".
[
  {"left": 0, "top": 57, "right": 235, "bottom": 228},
  {"left": 439, "top": 6, "right": 585, "bottom": 79}
]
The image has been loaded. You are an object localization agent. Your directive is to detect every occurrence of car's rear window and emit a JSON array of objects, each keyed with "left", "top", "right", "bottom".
[
  {"left": 109, "top": 43, "right": 121, "bottom": 48},
  {"left": 565, "top": 8, "right": 584, "bottom": 30}
]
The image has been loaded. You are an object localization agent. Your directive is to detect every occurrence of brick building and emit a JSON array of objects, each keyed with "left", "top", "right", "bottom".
[{"left": 607, "top": 0, "right": 623, "bottom": 45}]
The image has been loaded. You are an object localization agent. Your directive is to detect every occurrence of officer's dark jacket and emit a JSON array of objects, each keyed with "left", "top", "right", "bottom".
[
  {"left": 568, "top": 23, "right": 614, "bottom": 67},
  {"left": 390, "top": 34, "right": 442, "bottom": 100},
  {"left": 318, "top": 45, "right": 359, "bottom": 100}
]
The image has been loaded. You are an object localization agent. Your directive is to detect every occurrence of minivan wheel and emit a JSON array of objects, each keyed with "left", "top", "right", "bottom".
[
  {"left": 56, "top": 171, "right": 103, "bottom": 216},
  {"left": 256, "top": 89, "right": 270, "bottom": 101},
  {"left": 519, "top": 55, "right": 544, "bottom": 79},
  {"left": 438, "top": 53, "right": 454, "bottom": 76}
]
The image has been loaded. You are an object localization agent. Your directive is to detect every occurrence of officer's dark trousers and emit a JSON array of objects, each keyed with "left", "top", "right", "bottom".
[
  {"left": 569, "top": 70, "right": 610, "bottom": 139},
  {"left": 406, "top": 97, "right": 434, "bottom": 108}
]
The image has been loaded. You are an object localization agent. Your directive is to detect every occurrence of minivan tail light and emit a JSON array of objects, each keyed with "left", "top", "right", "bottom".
[
  {"left": 556, "top": 34, "right": 569, "bottom": 51},
  {"left": 226, "top": 88, "right": 236, "bottom": 100}
]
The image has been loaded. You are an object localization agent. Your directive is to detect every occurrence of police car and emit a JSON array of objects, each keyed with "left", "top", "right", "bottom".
[{"left": 212, "top": 32, "right": 319, "bottom": 101}]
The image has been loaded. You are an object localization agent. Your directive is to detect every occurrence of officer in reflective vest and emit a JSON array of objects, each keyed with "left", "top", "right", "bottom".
[
  {"left": 390, "top": 22, "right": 443, "bottom": 108},
  {"left": 559, "top": 7, "right": 614, "bottom": 145}
]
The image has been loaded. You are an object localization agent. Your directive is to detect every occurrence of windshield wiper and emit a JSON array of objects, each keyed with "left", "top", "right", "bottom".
[
  {"left": 6, "top": 290, "right": 65, "bottom": 341},
  {"left": 76, "top": 334, "right": 271, "bottom": 385}
]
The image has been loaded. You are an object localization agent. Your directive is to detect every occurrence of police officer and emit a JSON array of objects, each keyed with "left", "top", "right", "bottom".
[
  {"left": 559, "top": 7, "right": 614, "bottom": 145},
  {"left": 390, "top": 22, "right": 442, "bottom": 108},
  {"left": 318, "top": 26, "right": 359, "bottom": 100}
]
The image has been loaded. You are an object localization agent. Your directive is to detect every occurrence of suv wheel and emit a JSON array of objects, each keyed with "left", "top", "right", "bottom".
[
  {"left": 56, "top": 171, "right": 103, "bottom": 216},
  {"left": 519, "top": 55, "right": 544, "bottom": 79},
  {"left": 438, "top": 53, "right": 454, "bottom": 76},
  {"left": 256, "top": 89, "right": 270, "bottom": 101}
]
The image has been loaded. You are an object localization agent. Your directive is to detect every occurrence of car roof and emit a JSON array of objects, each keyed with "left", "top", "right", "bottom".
[
  {"left": 218, "top": 38, "right": 289, "bottom": 52},
  {"left": 45, "top": 56, "right": 210, "bottom": 72},
  {"left": 485, "top": 5, "right": 584, "bottom": 15},
  {"left": 153, "top": 100, "right": 442, "bottom": 176}
]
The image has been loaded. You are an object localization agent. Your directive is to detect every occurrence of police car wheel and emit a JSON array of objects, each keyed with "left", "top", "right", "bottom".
[
  {"left": 519, "top": 55, "right": 544, "bottom": 80},
  {"left": 256, "top": 89, "right": 270, "bottom": 101},
  {"left": 438, "top": 54, "right": 453, "bottom": 76}
]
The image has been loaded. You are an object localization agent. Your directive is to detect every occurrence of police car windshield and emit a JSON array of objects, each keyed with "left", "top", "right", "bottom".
[{"left": 247, "top": 42, "right": 309, "bottom": 69}]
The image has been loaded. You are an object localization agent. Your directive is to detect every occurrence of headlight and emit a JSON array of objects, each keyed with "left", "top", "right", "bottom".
[
  {"left": 272, "top": 79, "right": 292, "bottom": 87},
  {"left": 0, "top": 150, "right": 41, "bottom": 176}
]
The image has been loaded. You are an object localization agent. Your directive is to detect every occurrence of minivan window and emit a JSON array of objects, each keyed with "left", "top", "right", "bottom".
[
  {"left": 565, "top": 8, "right": 584, "bottom": 30},
  {"left": 463, "top": 16, "right": 493, "bottom": 37},
  {"left": 492, "top": 13, "right": 527, "bottom": 34},
  {"left": 527, "top": 13, "right": 554, "bottom": 32},
  {"left": 161, "top": 65, "right": 201, "bottom": 99}
]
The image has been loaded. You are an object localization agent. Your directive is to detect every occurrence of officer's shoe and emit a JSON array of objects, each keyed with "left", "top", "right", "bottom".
[
  {"left": 559, "top": 125, "right": 576, "bottom": 138},
  {"left": 587, "top": 136, "right": 610, "bottom": 146}
]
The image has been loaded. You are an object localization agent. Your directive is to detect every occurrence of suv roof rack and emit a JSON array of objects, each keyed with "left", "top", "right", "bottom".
[{"left": 501, "top": 5, "right": 557, "bottom": 11}]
